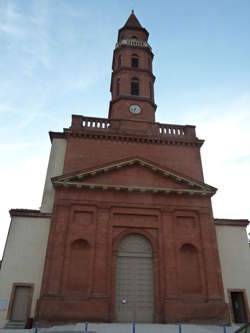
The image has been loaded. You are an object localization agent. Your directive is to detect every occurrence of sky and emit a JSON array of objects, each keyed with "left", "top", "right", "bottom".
[{"left": 0, "top": 0, "right": 250, "bottom": 257}]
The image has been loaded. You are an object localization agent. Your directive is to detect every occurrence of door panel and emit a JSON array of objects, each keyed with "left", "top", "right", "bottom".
[
  {"left": 231, "top": 292, "right": 247, "bottom": 323},
  {"left": 115, "top": 234, "right": 154, "bottom": 323},
  {"left": 11, "top": 286, "right": 31, "bottom": 321}
]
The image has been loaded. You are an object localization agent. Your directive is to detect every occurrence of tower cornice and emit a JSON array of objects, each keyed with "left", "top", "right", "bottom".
[
  {"left": 109, "top": 95, "right": 157, "bottom": 112},
  {"left": 110, "top": 68, "right": 156, "bottom": 94},
  {"left": 114, "top": 44, "right": 154, "bottom": 57}
]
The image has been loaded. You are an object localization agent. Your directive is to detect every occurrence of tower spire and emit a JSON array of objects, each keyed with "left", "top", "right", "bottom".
[
  {"left": 123, "top": 10, "right": 142, "bottom": 29},
  {"left": 109, "top": 13, "right": 156, "bottom": 122}
]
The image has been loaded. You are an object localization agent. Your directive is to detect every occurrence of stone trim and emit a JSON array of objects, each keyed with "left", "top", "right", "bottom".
[
  {"left": 54, "top": 182, "right": 213, "bottom": 197},
  {"left": 66, "top": 131, "right": 203, "bottom": 147},
  {"left": 9, "top": 209, "right": 52, "bottom": 218},
  {"left": 214, "top": 219, "right": 249, "bottom": 227}
]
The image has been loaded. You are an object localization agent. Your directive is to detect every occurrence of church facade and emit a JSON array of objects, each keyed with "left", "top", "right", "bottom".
[{"left": 0, "top": 12, "right": 249, "bottom": 326}]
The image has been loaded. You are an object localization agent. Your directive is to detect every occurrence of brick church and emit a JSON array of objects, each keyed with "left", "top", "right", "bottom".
[{"left": 0, "top": 11, "right": 249, "bottom": 327}]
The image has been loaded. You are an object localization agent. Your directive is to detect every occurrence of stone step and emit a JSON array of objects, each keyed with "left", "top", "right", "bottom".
[{"left": 4, "top": 321, "right": 26, "bottom": 329}]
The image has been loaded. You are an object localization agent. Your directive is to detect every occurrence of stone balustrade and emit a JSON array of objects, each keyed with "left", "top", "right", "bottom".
[
  {"left": 70, "top": 115, "right": 196, "bottom": 140},
  {"left": 158, "top": 124, "right": 185, "bottom": 136},
  {"left": 82, "top": 117, "right": 111, "bottom": 130},
  {"left": 116, "top": 39, "right": 152, "bottom": 51}
]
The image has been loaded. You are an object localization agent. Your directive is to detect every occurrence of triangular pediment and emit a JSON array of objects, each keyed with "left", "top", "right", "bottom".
[{"left": 52, "top": 157, "right": 216, "bottom": 197}]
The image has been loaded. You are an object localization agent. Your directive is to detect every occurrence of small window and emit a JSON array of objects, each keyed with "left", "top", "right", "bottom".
[
  {"left": 117, "top": 78, "right": 120, "bottom": 96},
  {"left": 131, "top": 36, "right": 138, "bottom": 39},
  {"left": 131, "top": 77, "right": 139, "bottom": 96},
  {"left": 131, "top": 54, "right": 139, "bottom": 68},
  {"left": 118, "top": 55, "right": 121, "bottom": 69}
]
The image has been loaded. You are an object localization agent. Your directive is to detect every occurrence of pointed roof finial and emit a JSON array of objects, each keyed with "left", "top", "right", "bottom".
[{"left": 123, "top": 10, "right": 142, "bottom": 29}]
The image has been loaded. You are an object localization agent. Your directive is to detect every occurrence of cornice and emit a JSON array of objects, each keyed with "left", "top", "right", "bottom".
[
  {"left": 53, "top": 156, "right": 216, "bottom": 197},
  {"left": 9, "top": 209, "right": 52, "bottom": 218},
  {"left": 214, "top": 218, "right": 249, "bottom": 227},
  {"left": 54, "top": 182, "right": 214, "bottom": 197},
  {"left": 49, "top": 131, "right": 66, "bottom": 142},
  {"left": 114, "top": 42, "right": 153, "bottom": 57},
  {"left": 110, "top": 95, "right": 157, "bottom": 110},
  {"left": 66, "top": 131, "right": 204, "bottom": 147},
  {"left": 111, "top": 67, "right": 156, "bottom": 81}
]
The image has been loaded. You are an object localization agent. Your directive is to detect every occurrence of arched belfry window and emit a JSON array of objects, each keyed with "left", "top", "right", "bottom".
[
  {"left": 118, "top": 54, "right": 121, "bottom": 69},
  {"left": 131, "top": 77, "right": 139, "bottom": 96},
  {"left": 131, "top": 54, "right": 139, "bottom": 68},
  {"left": 131, "top": 36, "right": 138, "bottom": 39}
]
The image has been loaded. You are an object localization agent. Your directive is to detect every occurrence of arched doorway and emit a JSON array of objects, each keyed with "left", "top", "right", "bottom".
[{"left": 115, "top": 234, "right": 154, "bottom": 322}]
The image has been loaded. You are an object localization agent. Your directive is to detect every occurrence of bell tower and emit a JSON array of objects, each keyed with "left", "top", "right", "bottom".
[{"left": 109, "top": 11, "right": 156, "bottom": 122}]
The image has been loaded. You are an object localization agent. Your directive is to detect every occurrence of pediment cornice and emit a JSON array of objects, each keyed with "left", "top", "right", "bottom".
[{"left": 52, "top": 157, "right": 217, "bottom": 197}]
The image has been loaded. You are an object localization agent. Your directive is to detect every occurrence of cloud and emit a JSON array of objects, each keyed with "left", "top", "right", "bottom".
[
  {"left": 0, "top": 2, "right": 24, "bottom": 37},
  {"left": 0, "top": 0, "right": 51, "bottom": 73},
  {"left": 192, "top": 93, "right": 250, "bottom": 220},
  {"left": 0, "top": 142, "right": 42, "bottom": 153},
  {"left": 0, "top": 152, "right": 48, "bottom": 257}
]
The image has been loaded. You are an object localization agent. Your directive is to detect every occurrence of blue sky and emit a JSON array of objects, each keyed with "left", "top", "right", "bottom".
[{"left": 0, "top": 0, "right": 250, "bottom": 256}]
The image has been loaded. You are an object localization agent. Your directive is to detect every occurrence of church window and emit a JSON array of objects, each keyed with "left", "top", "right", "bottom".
[
  {"left": 131, "top": 35, "right": 138, "bottom": 39},
  {"left": 117, "top": 78, "right": 120, "bottom": 96},
  {"left": 131, "top": 77, "right": 139, "bottom": 96},
  {"left": 131, "top": 54, "right": 139, "bottom": 68},
  {"left": 118, "top": 55, "right": 121, "bottom": 69}
]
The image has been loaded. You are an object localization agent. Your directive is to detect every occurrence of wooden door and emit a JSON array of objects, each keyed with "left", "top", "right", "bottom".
[
  {"left": 115, "top": 234, "right": 154, "bottom": 322},
  {"left": 10, "top": 286, "right": 31, "bottom": 321}
]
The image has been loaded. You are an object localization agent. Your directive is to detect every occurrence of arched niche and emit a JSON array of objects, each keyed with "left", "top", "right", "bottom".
[
  {"left": 67, "top": 239, "right": 90, "bottom": 292},
  {"left": 179, "top": 243, "right": 202, "bottom": 295}
]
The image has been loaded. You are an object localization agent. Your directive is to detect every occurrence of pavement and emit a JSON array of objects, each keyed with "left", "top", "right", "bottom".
[{"left": 0, "top": 322, "right": 243, "bottom": 333}]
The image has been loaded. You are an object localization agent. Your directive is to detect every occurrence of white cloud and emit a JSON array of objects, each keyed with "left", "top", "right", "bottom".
[
  {"left": 193, "top": 93, "right": 250, "bottom": 220},
  {"left": 0, "top": 153, "right": 48, "bottom": 257},
  {"left": 0, "top": 2, "right": 24, "bottom": 37},
  {"left": 0, "top": 0, "right": 51, "bottom": 74}
]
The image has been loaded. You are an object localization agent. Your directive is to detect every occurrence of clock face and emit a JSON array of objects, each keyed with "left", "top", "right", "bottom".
[{"left": 129, "top": 104, "right": 141, "bottom": 114}]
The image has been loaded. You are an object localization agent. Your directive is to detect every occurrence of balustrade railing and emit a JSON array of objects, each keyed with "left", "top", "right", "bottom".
[
  {"left": 158, "top": 124, "right": 185, "bottom": 136},
  {"left": 71, "top": 115, "right": 195, "bottom": 140},
  {"left": 116, "top": 39, "right": 151, "bottom": 50},
  {"left": 82, "top": 117, "right": 110, "bottom": 130}
]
